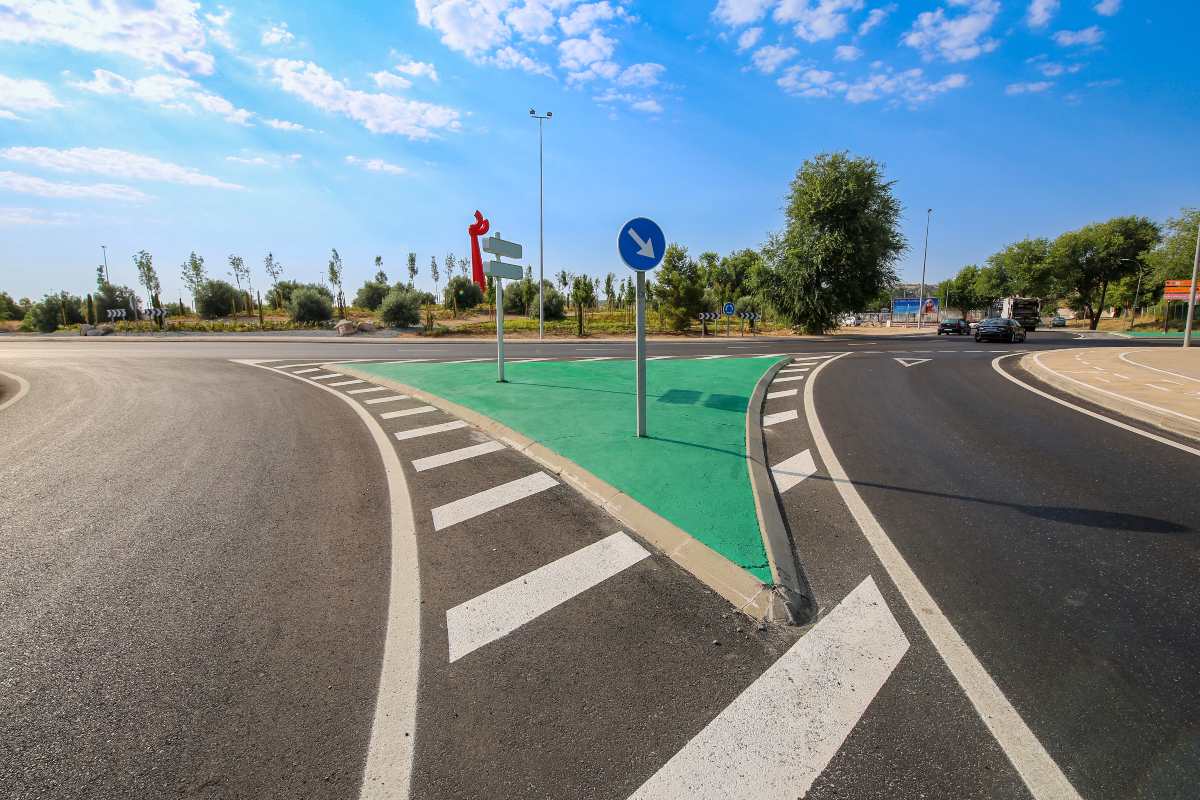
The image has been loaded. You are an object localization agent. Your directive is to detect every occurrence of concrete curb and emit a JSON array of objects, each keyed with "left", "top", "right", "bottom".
[
  {"left": 745, "top": 358, "right": 818, "bottom": 626},
  {"left": 337, "top": 363, "right": 789, "bottom": 622},
  {"left": 1020, "top": 350, "right": 1200, "bottom": 443}
]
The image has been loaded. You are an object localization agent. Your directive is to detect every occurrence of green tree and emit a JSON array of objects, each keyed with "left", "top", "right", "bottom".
[
  {"left": 263, "top": 252, "right": 283, "bottom": 307},
  {"left": 444, "top": 274, "right": 483, "bottom": 314},
  {"left": 603, "top": 272, "right": 615, "bottom": 309},
  {"left": 194, "top": 280, "right": 238, "bottom": 318},
  {"left": 289, "top": 287, "right": 334, "bottom": 324},
  {"left": 379, "top": 286, "right": 422, "bottom": 327},
  {"left": 1146, "top": 209, "right": 1200, "bottom": 296},
  {"left": 430, "top": 255, "right": 440, "bottom": 300},
  {"left": 653, "top": 243, "right": 705, "bottom": 331},
  {"left": 354, "top": 279, "right": 389, "bottom": 310},
  {"left": 988, "top": 238, "right": 1054, "bottom": 299},
  {"left": 180, "top": 252, "right": 207, "bottom": 298},
  {"left": 374, "top": 255, "right": 387, "bottom": 284},
  {"left": 328, "top": 248, "right": 345, "bottom": 317},
  {"left": 133, "top": 250, "right": 160, "bottom": 300},
  {"left": 407, "top": 252, "right": 418, "bottom": 287},
  {"left": 1050, "top": 216, "right": 1161, "bottom": 329},
  {"left": 717, "top": 249, "right": 759, "bottom": 303},
  {"left": 570, "top": 274, "right": 597, "bottom": 336}
]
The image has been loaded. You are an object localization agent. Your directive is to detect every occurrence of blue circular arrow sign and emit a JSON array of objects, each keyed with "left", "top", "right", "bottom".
[
  {"left": 618, "top": 217, "right": 666, "bottom": 271},
  {"left": 723, "top": 301, "right": 735, "bottom": 316}
]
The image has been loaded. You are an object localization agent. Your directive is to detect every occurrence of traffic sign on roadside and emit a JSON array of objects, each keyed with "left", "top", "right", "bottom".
[
  {"left": 723, "top": 302, "right": 735, "bottom": 316},
  {"left": 618, "top": 218, "right": 666, "bottom": 272}
]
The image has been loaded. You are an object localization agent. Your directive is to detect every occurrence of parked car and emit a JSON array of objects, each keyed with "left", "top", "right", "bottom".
[
  {"left": 937, "top": 318, "right": 969, "bottom": 335},
  {"left": 1051, "top": 316, "right": 1067, "bottom": 327},
  {"left": 975, "top": 317, "right": 1027, "bottom": 343}
]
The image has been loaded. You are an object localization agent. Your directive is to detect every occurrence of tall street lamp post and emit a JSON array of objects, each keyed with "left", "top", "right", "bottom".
[
  {"left": 101, "top": 245, "right": 109, "bottom": 284},
  {"left": 529, "top": 108, "right": 552, "bottom": 339},
  {"left": 917, "top": 208, "right": 931, "bottom": 329}
]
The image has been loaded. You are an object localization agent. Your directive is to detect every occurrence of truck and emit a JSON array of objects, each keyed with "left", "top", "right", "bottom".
[{"left": 990, "top": 297, "right": 1040, "bottom": 332}]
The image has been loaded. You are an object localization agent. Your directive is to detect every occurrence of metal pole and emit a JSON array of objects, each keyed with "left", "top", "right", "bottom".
[
  {"left": 917, "top": 208, "right": 931, "bottom": 329},
  {"left": 101, "top": 245, "right": 109, "bottom": 284},
  {"left": 635, "top": 271, "right": 646, "bottom": 437},
  {"left": 1128, "top": 266, "right": 1144, "bottom": 331},
  {"left": 1184, "top": 221, "right": 1199, "bottom": 348},
  {"left": 538, "top": 117, "right": 544, "bottom": 340},
  {"left": 497, "top": 279, "right": 506, "bottom": 381}
]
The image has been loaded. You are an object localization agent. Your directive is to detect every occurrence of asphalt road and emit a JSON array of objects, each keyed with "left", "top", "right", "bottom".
[{"left": 1, "top": 328, "right": 1192, "bottom": 799}]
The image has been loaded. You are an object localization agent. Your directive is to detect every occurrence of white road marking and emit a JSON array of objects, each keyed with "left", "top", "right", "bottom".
[
  {"left": 1118, "top": 350, "right": 1200, "bottom": 383},
  {"left": 1093, "top": 376, "right": 1111, "bottom": 383},
  {"left": 993, "top": 354, "right": 1200, "bottom": 458},
  {"left": 441, "top": 358, "right": 491, "bottom": 364},
  {"left": 275, "top": 359, "right": 374, "bottom": 369},
  {"left": 766, "top": 388, "right": 798, "bottom": 400},
  {"left": 412, "top": 440, "right": 506, "bottom": 472},
  {"left": 1033, "top": 351, "right": 1200, "bottom": 426},
  {"left": 578, "top": 356, "right": 618, "bottom": 361},
  {"left": 330, "top": 379, "right": 365, "bottom": 387},
  {"left": 235, "top": 361, "right": 421, "bottom": 800},
  {"left": 770, "top": 449, "right": 817, "bottom": 493},
  {"left": 376, "top": 359, "right": 430, "bottom": 365},
  {"left": 380, "top": 405, "right": 437, "bottom": 420},
  {"left": 445, "top": 531, "right": 649, "bottom": 663},
  {"left": 646, "top": 355, "right": 674, "bottom": 360},
  {"left": 762, "top": 409, "right": 798, "bottom": 426},
  {"left": 293, "top": 367, "right": 322, "bottom": 374},
  {"left": 431, "top": 472, "right": 558, "bottom": 530},
  {"left": 1146, "top": 383, "right": 1171, "bottom": 392},
  {"left": 808, "top": 352, "right": 1085, "bottom": 800},
  {"left": 894, "top": 358, "right": 931, "bottom": 368},
  {"left": 348, "top": 387, "right": 388, "bottom": 395},
  {"left": 308, "top": 373, "right": 343, "bottom": 380},
  {"left": 773, "top": 375, "right": 806, "bottom": 383},
  {"left": 753, "top": 353, "right": 788, "bottom": 357},
  {"left": 393, "top": 420, "right": 469, "bottom": 441},
  {"left": 0, "top": 369, "right": 31, "bottom": 413},
  {"left": 792, "top": 355, "right": 833, "bottom": 362},
  {"left": 365, "top": 394, "right": 411, "bottom": 405},
  {"left": 629, "top": 576, "right": 907, "bottom": 800},
  {"left": 508, "top": 358, "right": 551, "bottom": 363},
  {"left": 777, "top": 367, "right": 810, "bottom": 374},
  {"left": 698, "top": 354, "right": 729, "bottom": 360}
]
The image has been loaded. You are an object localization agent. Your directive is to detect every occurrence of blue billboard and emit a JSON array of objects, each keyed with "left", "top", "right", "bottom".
[{"left": 892, "top": 297, "right": 939, "bottom": 316}]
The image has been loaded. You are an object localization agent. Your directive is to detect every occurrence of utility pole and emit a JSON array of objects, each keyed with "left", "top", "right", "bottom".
[
  {"left": 1184, "top": 221, "right": 1199, "bottom": 348},
  {"left": 101, "top": 245, "right": 109, "bottom": 284},
  {"left": 917, "top": 208, "right": 931, "bottom": 329},
  {"left": 529, "top": 108, "right": 552, "bottom": 339}
]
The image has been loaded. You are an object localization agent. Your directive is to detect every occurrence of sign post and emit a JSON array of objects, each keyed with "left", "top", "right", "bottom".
[
  {"left": 619, "top": 217, "right": 666, "bottom": 438},
  {"left": 482, "top": 233, "right": 523, "bottom": 382},
  {"left": 1184, "top": 221, "right": 1199, "bottom": 347}
]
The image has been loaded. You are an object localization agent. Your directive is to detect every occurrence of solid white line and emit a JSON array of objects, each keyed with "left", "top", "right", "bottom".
[
  {"left": 348, "top": 387, "right": 388, "bottom": 395},
  {"left": 578, "top": 356, "right": 617, "bottom": 361},
  {"left": 1146, "top": 383, "right": 1170, "bottom": 392},
  {"left": 629, "top": 576, "right": 907, "bottom": 800},
  {"left": 773, "top": 375, "right": 806, "bottom": 383},
  {"left": 698, "top": 354, "right": 729, "bottom": 360},
  {"left": 806, "top": 352, "right": 1085, "bottom": 799},
  {"left": 330, "top": 379, "right": 365, "bottom": 387},
  {"left": 777, "top": 367, "right": 810, "bottom": 374},
  {"left": 275, "top": 359, "right": 373, "bottom": 369},
  {"left": 1118, "top": 350, "right": 1200, "bottom": 383},
  {"left": 431, "top": 472, "right": 558, "bottom": 530},
  {"left": 766, "top": 388, "right": 798, "bottom": 400},
  {"left": 308, "top": 373, "right": 343, "bottom": 381},
  {"left": 1033, "top": 351, "right": 1200, "bottom": 425},
  {"left": 646, "top": 355, "right": 674, "bottom": 360},
  {"left": 293, "top": 367, "right": 322, "bottom": 374},
  {"left": 412, "top": 440, "right": 506, "bottom": 472},
  {"left": 0, "top": 369, "right": 31, "bottom": 413},
  {"left": 365, "top": 394, "right": 411, "bottom": 405},
  {"left": 446, "top": 531, "right": 649, "bottom": 662},
  {"left": 762, "top": 409, "right": 798, "bottom": 427},
  {"left": 380, "top": 405, "right": 437, "bottom": 420},
  {"left": 376, "top": 359, "right": 429, "bottom": 365},
  {"left": 993, "top": 355, "right": 1200, "bottom": 457},
  {"left": 393, "top": 420, "right": 468, "bottom": 441},
  {"left": 441, "top": 358, "right": 490, "bottom": 364},
  {"left": 234, "top": 361, "right": 420, "bottom": 800},
  {"left": 770, "top": 449, "right": 817, "bottom": 493},
  {"left": 508, "top": 358, "right": 551, "bottom": 363}
]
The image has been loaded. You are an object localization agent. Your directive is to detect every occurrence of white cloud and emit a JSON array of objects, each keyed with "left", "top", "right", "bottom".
[
  {"left": 261, "top": 22, "right": 295, "bottom": 46},
  {"left": 1006, "top": 80, "right": 1053, "bottom": 94},
  {"left": 264, "top": 118, "right": 312, "bottom": 132},
  {"left": 493, "top": 46, "right": 554, "bottom": 76},
  {"left": 0, "top": 146, "right": 242, "bottom": 189},
  {"left": 631, "top": 99, "right": 663, "bottom": 113},
  {"left": 345, "top": 155, "right": 408, "bottom": 175},
  {"left": 394, "top": 59, "right": 439, "bottom": 81},
  {"left": 0, "top": 0, "right": 214, "bottom": 75},
  {"left": 857, "top": 4, "right": 894, "bottom": 35},
  {"left": 736, "top": 27, "right": 764, "bottom": 52},
  {"left": 1026, "top": 0, "right": 1059, "bottom": 28},
  {"left": 593, "top": 88, "right": 662, "bottom": 114},
  {"left": 1053, "top": 26, "right": 1104, "bottom": 46},
  {"left": 270, "top": 59, "right": 462, "bottom": 139},
  {"left": 903, "top": 0, "right": 1000, "bottom": 62},
  {"left": 558, "top": 29, "right": 615, "bottom": 70},
  {"left": 752, "top": 44, "right": 798, "bottom": 74},
  {"left": 1093, "top": 0, "right": 1121, "bottom": 16},
  {"left": 618, "top": 62, "right": 665, "bottom": 87},
  {"left": 416, "top": 0, "right": 513, "bottom": 57},
  {"left": 70, "top": 68, "right": 254, "bottom": 126},
  {"left": 834, "top": 44, "right": 862, "bottom": 61},
  {"left": 0, "top": 207, "right": 81, "bottom": 226},
  {"left": 0, "top": 170, "right": 149, "bottom": 201},
  {"left": 712, "top": 0, "right": 773, "bottom": 26},
  {"left": 559, "top": 2, "right": 624, "bottom": 36},
  {"left": 0, "top": 74, "right": 61, "bottom": 119},
  {"left": 507, "top": 1, "right": 556, "bottom": 39},
  {"left": 775, "top": 0, "right": 864, "bottom": 43},
  {"left": 778, "top": 63, "right": 968, "bottom": 105},
  {"left": 1027, "top": 56, "right": 1084, "bottom": 77},
  {"left": 226, "top": 153, "right": 301, "bottom": 167},
  {"left": 371, "top": 71, "right": 413, "bottom": 90},
  {"left": 205, "top": 6, "right": 234, "bottom": 48}
]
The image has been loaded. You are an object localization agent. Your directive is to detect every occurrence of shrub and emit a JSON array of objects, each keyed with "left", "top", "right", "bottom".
[
  {"left": 94, "top": 283, "right": 138, "bottom": 323},
  {"left": 289, "top": 287, "right": 333, "bottom": 323},
  {"left": 194, "top": 279, "right": 238, "bottom": 319},
  {"left": 22, "top": 292, "right": 84, "bottom": 333},
  {"left": 269, "top": 281, "right": 332, "bottom": 309},
  {"left": 0, "top": 291, "right": 26, "bottom": 321},
  {"left": 543, "top": 285, "right": 566, "bottom": 320},
  {"left": 443, "top": 275, "right": 484, "bottom": 311},
  {"left": 379, "top": 286, "right": 422, "bottom": 327},
  {"left": 354, "top": 280, "right": 389, "bottom": 311}
]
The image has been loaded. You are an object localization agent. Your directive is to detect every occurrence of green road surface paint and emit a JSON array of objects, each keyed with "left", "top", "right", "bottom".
[
  {"left": 352, "top": 357, "right": 782, "bottom": 582},
  {"left": 1120, "top": 332, "right": 1186, "bottom": 337}
]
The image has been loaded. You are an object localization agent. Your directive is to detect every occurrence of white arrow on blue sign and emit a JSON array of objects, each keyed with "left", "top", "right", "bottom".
[
  {"left": 618, "top": 217, "right": 666, "bottom": 272},
  {"left": 723, "top": 302, "right": 735, "bottom": 316}
]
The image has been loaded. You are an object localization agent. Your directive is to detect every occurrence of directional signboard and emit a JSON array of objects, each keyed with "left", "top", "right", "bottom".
[
  {"left": 483, "top": 235, "right": 522, "bottom": 261},
  {"left": 485, "top": 260, "right": 522, "bottom": 280},
  {"left": 618, "top": 217, "right": 666, "bottom": 272}
]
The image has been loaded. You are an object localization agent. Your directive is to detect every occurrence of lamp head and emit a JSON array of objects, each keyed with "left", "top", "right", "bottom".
[
  {"left": 529, "top": 108, "right": 536, "bottom": 116},
  {"left": 546, "top": 111, "right": 552, "bottom": 117}
]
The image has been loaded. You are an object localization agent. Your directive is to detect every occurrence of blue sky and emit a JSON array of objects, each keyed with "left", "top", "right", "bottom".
[{"left": 1, "top": 0, "right": 1196, "bottom": 302}]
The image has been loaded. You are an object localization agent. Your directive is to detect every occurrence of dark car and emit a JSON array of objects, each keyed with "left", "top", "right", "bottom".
[
  {"left": 937, "top": 318, "right": 969, "bottom": 335},
  {"left": 974, "top": 317, "right": 1027, "bottom": 343}
]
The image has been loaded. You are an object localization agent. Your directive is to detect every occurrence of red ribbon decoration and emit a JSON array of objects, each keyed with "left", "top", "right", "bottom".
[{"left": 468, "top": 210, "right": 490, "bottom": 290}]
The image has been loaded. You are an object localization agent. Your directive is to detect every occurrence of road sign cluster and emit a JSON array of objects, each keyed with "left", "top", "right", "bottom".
[
  {"left": 698, "top": 311, "right": 720, "bottom": 321},
  {"left": 144, "top": 308, "right": 168, "bottom": 320},
  {"left": 105, "top": 308, "right": 167, "bottom": 321},
  {"left": 105, "top": 309, "right": 126, "bottom": 321},
  {"left": 738, "top": 311, "right": 761, "bottom": 321}
]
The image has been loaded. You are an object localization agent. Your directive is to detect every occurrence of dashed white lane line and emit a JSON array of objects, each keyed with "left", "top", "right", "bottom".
[
  {"left": 1032, "top": 351, "right": 1200, "bottom": 426},
  {"left": 329, "top": 379, "right": 365, "bottom": 387},
  {"left": 393, "top": 420, "right": 469, "bottom": 441},
  {"left": 365, "top": 394, "right": 411, "bottom": 405},
  {"left": 778, "top": 367, "right": 810, "bottom": 374},
  {"left": 380, "top": 405, "right": 437, "bottom": 420},
  {"left": 762, "top": 409, "right": 798, "bottom": 427},
  {"left": 646, "top": 356, "right": 674, "bottom": 360},
  {"left": 629, "top": 576, "right": 907, "bottom": 800},
  {"left": 766, "top": 388, "right": 798, "bottom": 400},
  {"left": 445, "top": 531, "right": 649, "bottom": 663},
  {"left": 431, "top": 472, "right": 559, "bottom": 531},
  {"left": 293, "top": 367, "right": 323, "bottom": 374},
  {"left": 1118, "top": 350, "right": 1200, "bottom": 383},
  {"left": 412, "top": 440, "right": 506, "bottom": 472},
  {"left": 348, "top": 387, "right": 388, "bottom": 395},
  {"left": 770, "top": 449, "right": 817, "bottom": 494},
  {"left": 1146, "top": 383, "right": 1171, "bottom": 392},
  {"left": 773, "top": 375, "right": 806, "bottom": 383},
  {"left": 508, "top": 358, "right": 552, "bottom": 363},
  {"left": 308, "top": 373, "right": 343, "bottom": 381}
]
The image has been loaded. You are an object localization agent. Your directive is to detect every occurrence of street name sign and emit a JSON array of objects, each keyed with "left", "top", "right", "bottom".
[
  {"left": 484, "top": 260, "right": 522, "bottom": 280},
  {"left": 483, "top": 235, "right": 523, "bottom": 261}
]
